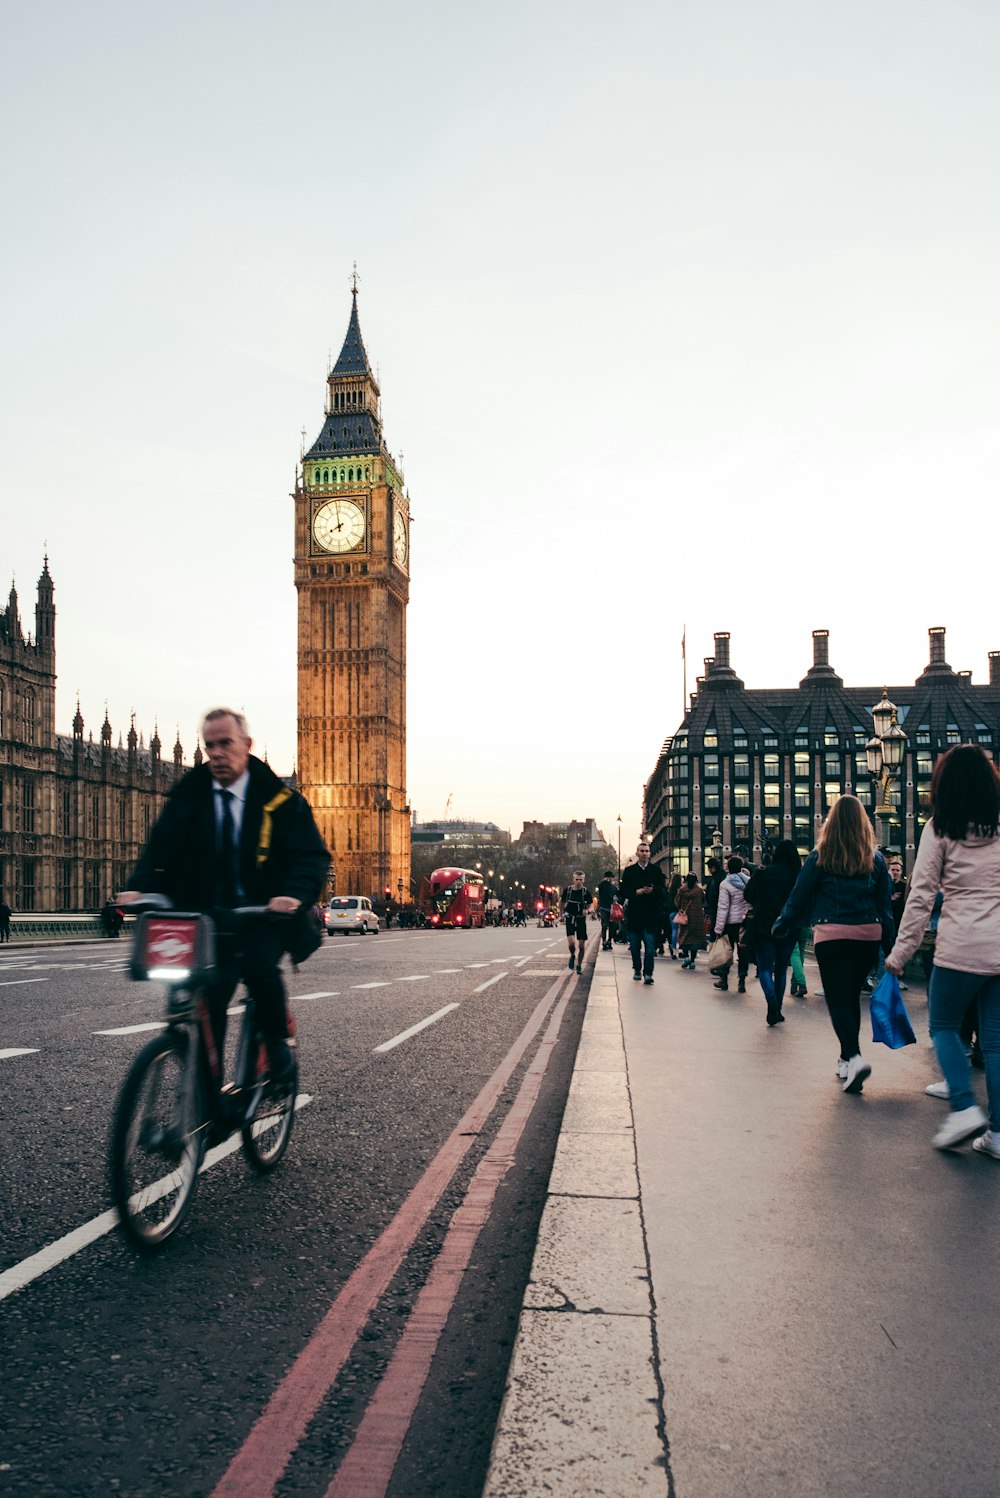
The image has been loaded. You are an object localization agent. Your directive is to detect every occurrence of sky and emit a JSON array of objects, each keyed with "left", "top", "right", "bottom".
[{"left": 2, "top": 0, "right": 999, "bottom": 856}]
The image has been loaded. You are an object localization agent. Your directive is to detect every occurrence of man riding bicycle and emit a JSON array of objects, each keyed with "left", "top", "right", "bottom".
[{"left": 118, "top": 707, "right": 329, "bottom": 1094}]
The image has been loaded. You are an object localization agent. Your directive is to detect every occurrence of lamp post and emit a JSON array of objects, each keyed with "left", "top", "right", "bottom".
[
  {"left": 616, "top": 815, "right": 622, "bottom": 877},
  {"left": 710, "top": 828, "right": 724, "bottom": 871},
  {"left": 866, "top": 689, "right": 908, "bottom": 854}
]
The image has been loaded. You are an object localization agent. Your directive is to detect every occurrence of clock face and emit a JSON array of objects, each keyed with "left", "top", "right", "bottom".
[
  {"left": 393, "top": 510, "right": 408, "bottom": 567},
  {"left": 313, "top": 499, "right": 366, "bottom": 554}
]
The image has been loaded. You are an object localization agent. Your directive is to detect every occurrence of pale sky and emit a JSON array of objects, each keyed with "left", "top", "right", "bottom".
[{"left": 3, "top": 0, "right": 998, "bottom": 856}]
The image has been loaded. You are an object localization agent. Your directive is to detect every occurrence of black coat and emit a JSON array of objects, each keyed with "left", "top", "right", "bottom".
[
  {"left": 745, "top": 863, "right": 798, "bottom": 932},
  {"left": 128, "top": 756, "right": 330, "bottom": 962},
  {"left": 618, "top": 860, "right": 667, "bottom": 932}
]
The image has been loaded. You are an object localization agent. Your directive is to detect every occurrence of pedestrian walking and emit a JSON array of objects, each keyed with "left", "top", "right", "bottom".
[
  {"left": 619, "top": 841, "right": 666, "bottom": 985},
  {"left": 773, "top": 795, "right": 893, "bottom": 1095},
  {"left": 704, "top": 858, "right": 724, "bottom": 937},
  {"left": 666, "top": 873, "right": 683, "bottom": 958},
  {"left": 789, "top": 924, "right": 812, "bottom": 997},
  {"left": 887, "top": 744, "right": 1000, "bottom": 1153},
  {"left": 0, "top": 898, "right": 11, "bottom": 942},
  {"left": 712, "top": 856, "right": 752, "bottom": 993},
  {"left": 560, "top": 870, "right": 592, "bottom": 975},
  {"left": 745, "top": 841, "right": 802, "bottom": 1026},
  {"left": 675, "top": 873, "right": 707, "bottom": 969},
  {"left": 596, "top": 869, "right": 618, "bottom": 952}
]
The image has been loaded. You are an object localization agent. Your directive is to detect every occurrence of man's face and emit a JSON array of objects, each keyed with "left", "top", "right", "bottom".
[
  {"left": 572, "top": 873, "right": 585, "bottom": 887},
  {"left": 204, "top": 714, "right": 252, "bottom": 786},
  {"left": 889, "top": 861, "right": 903, "bottom": 880},
  {"left": 637, "top": 844, "right": 650, "bottom": 862}
]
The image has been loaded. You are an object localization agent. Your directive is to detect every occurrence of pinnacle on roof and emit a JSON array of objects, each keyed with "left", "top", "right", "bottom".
[{"left": 331, "top": 288, "right": 374, "bottom": 379}]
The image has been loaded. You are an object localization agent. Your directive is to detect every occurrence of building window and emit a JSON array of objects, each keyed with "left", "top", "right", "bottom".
[
  {"left": 22, "top": 779, "right": 35, "bottom": 834},
  {"left": 23, "top": 691, "right": 35, "bottom": 746},
  {"left": 85, "top": 862, "right": 101, "bottom": 909},
  {"left": 763, "top": 734, "right": 778, "bottom": 748},
  {"left": 764, "top": 754, "right": 780, "bottom": 779},
  {"left": 825, "top": 753, "right": 841, "bottom": 777},
  {"left": 824, "top": 728, "right": 839, "bottom": 747},
  {"left": 60, "top": 860, "right": 73, "bottom": 910},
  {"left": 704, "top": 732, "right": 718, "bottom": 748},
  {"left": 734, "top": 817, "right": 751, "bottom": 841},
  {"left": 794, "top": 753, "right": 810, "bottom": 779},
  {"left": 825, "top": 781, "right": 842, "bottom": 804},
  {"left": 118, "top": 797, "right": 126, "bottom": 840},
  {"left": 733, "top": 754, "right": 750, "bottom": 779},
  {"left": 20, "top": 859, "right": 36, "bottom": 912},
  {"left": 763, "top": 787, "right": 781, "bottom": 809},
  {"left": 733, "top": 789, "right": 750, "bottom": 811},
  {"left": 703, "top": 792, "right": 720, "bottom": 812},
  {"left": 794, "top": 788, "right": 810, "bottom": 809},
  {"left": 702, "top": 754, "right": 719, "bottom": 780},
  {"left": 917, "top": 751, "right": 933, "bottom": 779},
  {"left": 89, "top": 794, "right": 99, "bottom": 839},
  {"left": 946, "top": 723, "right": 960, "bottom": 745}
]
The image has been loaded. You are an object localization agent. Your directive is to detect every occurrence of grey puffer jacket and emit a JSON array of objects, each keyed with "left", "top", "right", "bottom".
[{"left": 715, "top": 871, "right": 750, "bottom": 934}]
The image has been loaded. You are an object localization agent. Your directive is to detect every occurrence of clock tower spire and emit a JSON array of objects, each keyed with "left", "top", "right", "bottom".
[{"left": 295, "top": 285, "right": 411, "bottom": 905}]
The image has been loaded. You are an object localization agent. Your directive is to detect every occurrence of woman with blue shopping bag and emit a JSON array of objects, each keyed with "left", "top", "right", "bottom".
[{"left": 887, "top": 744, "right": 1000, "bottom": 1154}]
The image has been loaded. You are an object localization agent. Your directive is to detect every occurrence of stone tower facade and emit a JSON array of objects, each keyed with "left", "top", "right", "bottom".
[{"left": 295, "top": 289, "right": 411, "bottom": 901}]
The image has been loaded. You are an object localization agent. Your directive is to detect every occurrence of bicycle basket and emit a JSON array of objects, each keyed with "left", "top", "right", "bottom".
[{"left": 130, "top": 912, "right": 216, "bottom": 984}]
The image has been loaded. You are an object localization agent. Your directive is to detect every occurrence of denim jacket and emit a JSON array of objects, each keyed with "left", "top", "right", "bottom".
[{"left": 773, "top": 850, "right": 893, "bottom": 951}]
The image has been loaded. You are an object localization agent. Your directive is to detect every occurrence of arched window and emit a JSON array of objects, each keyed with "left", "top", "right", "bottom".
[
  {"left": 314, "top": 468, "right": 321, "bottom": 483},
  {"left": 323, "top": 468, "right": 329, "bottom": 483},
  {"left": 348, "top": 468, "right": 354, "bottom": 482},
  {"left": 365, "top": 466, "right": 370, "bottom": 480},
  {"left": 23, "top": 690, "right": 34, "bottom": 746}
]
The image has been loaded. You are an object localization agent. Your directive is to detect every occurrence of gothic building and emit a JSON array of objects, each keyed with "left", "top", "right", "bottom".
[
  {"left": 644, "top": 627, "right": 1000, "bottom": 877},
  {"left": 295, "top": 287, "right": 411, "bottom": 900},
  {"left": 0, "top": 560, "right": 192, "bottom": 910}
]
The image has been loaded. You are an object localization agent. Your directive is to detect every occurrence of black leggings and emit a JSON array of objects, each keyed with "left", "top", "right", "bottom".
[{"left": 815, "top": 939, "right": 880, "bottom": 1061}]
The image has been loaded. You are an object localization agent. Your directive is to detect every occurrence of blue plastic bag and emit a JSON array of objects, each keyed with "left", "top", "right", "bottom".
[{"left": 870, "top": 970, "right": 917, "bottom": 1048}]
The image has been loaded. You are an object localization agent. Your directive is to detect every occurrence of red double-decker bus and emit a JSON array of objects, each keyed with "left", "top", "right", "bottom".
[{"left": 417, "top": 867, "right": 486, "bottom": 928}]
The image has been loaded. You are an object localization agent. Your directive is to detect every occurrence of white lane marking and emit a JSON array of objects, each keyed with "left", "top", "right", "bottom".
[
  {"left": 373, "top": 1004, "right": 459, "bottom": 1054},
  {"left": 0, "top": 1048, "right": 40, "bottom": 1060},
  {"left": 93, "top": 1022, "right": 168, "bottom": 1036},
  {"left": 473, "top": 973, "right": 505, "bottom": 993},
  {"left": 0, "top": 978, "right": 48, "bottom": 988},
  {"left": 516, "top": 956, "right": 532, "bottom": 967},
  {"left": 514, "top": 970, "right": 569, "bottom": 977},
  {"left": 398, "top": 975, "right": 428, "bottom": 982},
  {"left": 0, "top": 1095, "right": 313, "bottom": 1304},
  {"left": 464, "top": 963, "right": 490, "bottom": 969},
  {"left": 352, "top": 981, "right": 391, "bottom": 990},
  {"left": 292, "top": 991, "right": 338, "bottom": 1002},
  {"left": 433, "top": 969, "right": 462, "bottom": 974}
]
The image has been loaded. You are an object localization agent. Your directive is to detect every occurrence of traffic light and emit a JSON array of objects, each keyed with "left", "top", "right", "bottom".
[{"left": 384, "top": 885, "right": 391, "bottom": 898}]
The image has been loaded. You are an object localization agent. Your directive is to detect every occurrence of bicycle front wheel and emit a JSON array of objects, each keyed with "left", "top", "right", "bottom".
[{"left": 109, "top": 1028, "right": 207, "bottom": 1251}]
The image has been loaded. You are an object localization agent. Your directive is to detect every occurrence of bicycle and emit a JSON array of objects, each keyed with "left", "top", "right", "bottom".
[{"left": 108, "top": 898, "right": 298, "bottom": 1251}]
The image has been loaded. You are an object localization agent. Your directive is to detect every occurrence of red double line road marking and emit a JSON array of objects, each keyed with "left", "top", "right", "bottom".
[
  {"left": 325, "top": 975, "right": 577, "bottom": 1496},
  {"left": 211, "top": 964, "right": 578, "bottom": 1498}
]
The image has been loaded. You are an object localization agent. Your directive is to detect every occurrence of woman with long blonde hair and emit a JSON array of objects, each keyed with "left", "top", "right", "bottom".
[{"left": 774, "top": 796, "right": 894, "bottom": 1093}]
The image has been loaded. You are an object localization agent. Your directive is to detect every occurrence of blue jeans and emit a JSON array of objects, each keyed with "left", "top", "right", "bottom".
[
  {"left": 670, "top": 915, "right": 681, "bottom": 952},
  {"left": 928, "top": 965, "right": 1000, "bottom": 1126},
  {"left": 628, "top": 928, "right": 657, "bottom": 979},
  {"left": 754, "top": 935, "right": 795, "bottom": 1010}
]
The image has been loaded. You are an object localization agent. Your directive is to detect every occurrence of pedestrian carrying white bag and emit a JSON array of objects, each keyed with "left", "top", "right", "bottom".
[{"left": 705, "top": 934, "right": 733, "bottom": 975}]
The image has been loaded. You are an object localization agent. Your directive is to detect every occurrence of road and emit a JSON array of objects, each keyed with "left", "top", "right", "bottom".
[{"left": 0, "top": 923, "right": 591, "bottom": 1497}]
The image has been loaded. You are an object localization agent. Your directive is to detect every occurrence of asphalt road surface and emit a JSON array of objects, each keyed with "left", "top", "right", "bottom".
[{"left": 0, "top": 922, "right": 592, "bottom": 1497}]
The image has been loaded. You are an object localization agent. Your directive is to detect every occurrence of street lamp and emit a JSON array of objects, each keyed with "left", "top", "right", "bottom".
[
  {"left": 616, "top": 815, "right": 622, "bottom": 877},
  {"left": 866, "top": 689, "right": 908, "bottom": 853}
]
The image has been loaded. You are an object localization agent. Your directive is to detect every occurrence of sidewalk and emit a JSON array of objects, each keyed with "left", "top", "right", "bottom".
[{"left": 486, "top": 940, "right": 1000, "bottom": 1498}]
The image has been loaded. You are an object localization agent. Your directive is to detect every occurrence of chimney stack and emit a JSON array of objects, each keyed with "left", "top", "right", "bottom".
[
  {"left": 929, "top": 627, "right": 947, "bottom": 667},
  {"left": 812, "top": 630, "right": 830, "bottom": 669},
  {"left": 990, "top": 651, "right": 1000, "bottom": 686},
  {"left": 713, "top": 632, "right": 731, "bottom": 670}
]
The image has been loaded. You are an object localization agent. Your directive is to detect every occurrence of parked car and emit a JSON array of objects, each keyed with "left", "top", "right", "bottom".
[{"left": 326, "top": 895, "right": 380, "bottom": 935}]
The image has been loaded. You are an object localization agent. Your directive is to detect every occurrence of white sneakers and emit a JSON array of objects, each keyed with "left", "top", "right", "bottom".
[
  {"left": 925, "top": 1081, "right": 950, "bottom": 1100},
  {"left": 972, "top": 1131, "right": 1000, "bottom": 1160},
  {"left": 932, "top": 1105, "right": 988, "bottom": 1150},
  {"left": 835, "top": 1060, "right": 849, "bottom": 1081},
  {"left": 843, "top": 1055, "right": 871, "bottom": 1094}
]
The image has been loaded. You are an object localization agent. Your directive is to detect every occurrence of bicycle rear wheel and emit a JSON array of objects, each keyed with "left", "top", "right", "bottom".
[
  {"left": 109, "top": 1028, "right": 207, "bottom": 1251},
  {"left": 241, "top": 1045, "right": 296, "bottom": 1173}
]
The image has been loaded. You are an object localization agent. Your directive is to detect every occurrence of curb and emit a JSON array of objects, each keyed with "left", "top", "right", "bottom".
[{"left": 483, "top": 943, "right": 668, "bottom": 1495}]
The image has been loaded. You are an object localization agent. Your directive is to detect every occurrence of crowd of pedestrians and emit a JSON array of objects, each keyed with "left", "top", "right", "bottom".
[{"left": 608, "top": 744, "right": 1000, "bottom": 1156}]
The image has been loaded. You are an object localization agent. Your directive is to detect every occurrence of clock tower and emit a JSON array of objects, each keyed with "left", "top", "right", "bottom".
[{"left": 295, "top": 286, "right": 411, "bottom": 902}]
